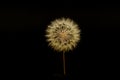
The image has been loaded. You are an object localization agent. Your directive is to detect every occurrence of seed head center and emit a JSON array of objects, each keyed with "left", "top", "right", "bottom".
[{"left": 59, "top": 31, "right": 68, "bottom": 40}]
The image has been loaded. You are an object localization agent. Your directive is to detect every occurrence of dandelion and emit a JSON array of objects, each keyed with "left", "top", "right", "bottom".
[
  {"left": 45, "top": 18, "right": 80, "bottom": 75},
  {"left": 46, "top": 18, "right": 80, "bottom": 52}
]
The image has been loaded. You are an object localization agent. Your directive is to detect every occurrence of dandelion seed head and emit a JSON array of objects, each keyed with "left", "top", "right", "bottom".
[{"left": 46, "top": 18, "right": 80, "bottom": 52}]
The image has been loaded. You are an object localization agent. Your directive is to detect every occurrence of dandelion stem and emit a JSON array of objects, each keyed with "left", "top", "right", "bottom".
[{"left": 63, "top": 52, "right": 66, "bottom": 76}]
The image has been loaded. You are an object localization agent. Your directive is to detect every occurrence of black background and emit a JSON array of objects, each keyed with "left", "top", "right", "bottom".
[{"left": 0, "top": 3, "right": 119, "bottom": 79}]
